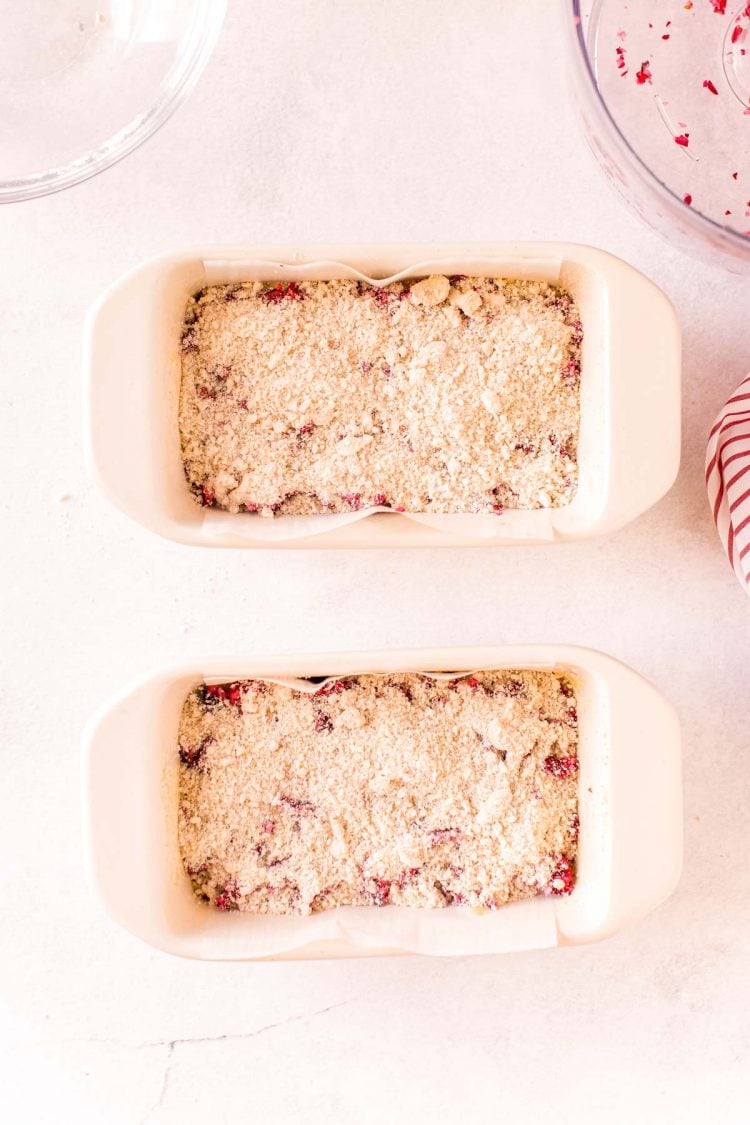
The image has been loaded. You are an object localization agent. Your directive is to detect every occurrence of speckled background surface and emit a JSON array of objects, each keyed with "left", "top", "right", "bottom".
[{"left": 1, "top": 3, "right": 749, "bottom": 1122}]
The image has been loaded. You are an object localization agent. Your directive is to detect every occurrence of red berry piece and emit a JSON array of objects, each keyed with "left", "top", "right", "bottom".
[
  {"left": 545, "top": 856, "right": 575, "bottom": 897},
  {"left": 314, "top": 713, "right": 334, "bottom": 733},
  {"left": 501, "top": 677, "right": 525, "bottom": 698},
  {"left": 365, "top": 287, "right": 392, "bottom": 308},
  {"left": 428, "top": 827, "right": 462, "bottom": 846},
  {"left": 372, "top": 493, "right": 389, "bottom": 507},
  {"left": 179, "top": 735, "right": 213, "bottom": 770},
  {"left": 393, "top": 679, "right": 413, "bottom": 702},
  {"left": 313, "top": 679, "right": 352, "bottom": 697},
  {"left": 543, "top": 755, "right": 579, "bottom": 779},
  {"left": 365, "top": 877, "right": 391, "bottom": 905},
  {"left": 562, "top": 358, "right": 581, "bottom": 386},
  {"left": 279, "top": 795, "right": 316, "bottom": 815},
  {"left": 397, "top": 867, "right": 420, "bottom": 889},
  {"left": 215, "top": 879, "right": 241, "bottom": 911},
  {"left": 261, "top": 282, "right": 306, "bottom": 303},
  {"left": 200, "top": 681, "right": 245, "bottom": 710},
  {"left": 194, "top": 485, "right": 216, "bottom": 507},
  {"left": 340, "top": 493, "right": 362, "bottom": 510}
]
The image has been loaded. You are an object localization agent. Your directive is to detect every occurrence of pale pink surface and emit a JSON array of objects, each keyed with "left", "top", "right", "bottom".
[{"left": 1, "top": 2, "right": 750, "bottom": 1123}]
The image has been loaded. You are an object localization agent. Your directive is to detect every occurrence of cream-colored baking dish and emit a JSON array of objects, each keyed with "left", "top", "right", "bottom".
[
  {"left": 83, "top": 243, "right": 681, "bottom": 547},
  {"left": 82, "top": 645, "right": 682, "bottom": 959}
]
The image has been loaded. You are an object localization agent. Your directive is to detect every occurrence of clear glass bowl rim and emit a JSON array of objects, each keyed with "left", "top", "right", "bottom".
[
  {"left": 0, "top": 0, "right": 227, "bottom": 204},
  {"left": 568, "top": 0, "right": 750, "bottom": 259}
]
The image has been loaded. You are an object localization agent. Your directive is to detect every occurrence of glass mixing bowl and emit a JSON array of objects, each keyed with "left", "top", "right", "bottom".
[
  {"left": 0, "top": 0, "right": 226, "bottom": 203},
  {"left": 566, "top": 0, "right": 750, "bottom": 273}
]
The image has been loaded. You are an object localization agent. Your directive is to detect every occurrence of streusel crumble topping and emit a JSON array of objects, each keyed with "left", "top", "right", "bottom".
[
  {"left": 178, "top": 671, "right": 579, "bottom": 914},
  {"left": 179, "top": 277, "right": 582, "bottom": 515}
]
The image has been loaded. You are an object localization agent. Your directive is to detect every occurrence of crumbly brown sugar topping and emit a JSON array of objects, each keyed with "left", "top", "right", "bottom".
[
  {"left": 179, "top": 277, "right": 582, "bottom": 515},
  {"left": 178, "top": 671, "right": 579, "bottom": 915}
]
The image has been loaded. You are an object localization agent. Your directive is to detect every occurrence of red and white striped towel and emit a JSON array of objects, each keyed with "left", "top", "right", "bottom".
[{"left": 706, "top": 372, "right": 750, "bottom": 592}]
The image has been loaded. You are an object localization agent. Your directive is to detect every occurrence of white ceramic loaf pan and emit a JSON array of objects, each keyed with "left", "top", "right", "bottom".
[
  {"left": 83, "top": 243, "right": 681, "bottom": 548},
  {"left": 82, "top": 645, "right": 682, "bottom": 960}
]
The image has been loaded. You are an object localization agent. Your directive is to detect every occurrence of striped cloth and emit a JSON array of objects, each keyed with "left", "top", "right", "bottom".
[{"left": 706, "top": 372, "right": 750, "bottom": 591}]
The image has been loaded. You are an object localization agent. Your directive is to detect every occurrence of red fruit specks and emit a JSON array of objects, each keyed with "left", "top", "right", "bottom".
[
  {"left": 202, "top": 681, "right": 245, "bottom": 710},
  {"left": 366, "top": 287, "right": 393, "bottom": 308},
  {"left": 674, "top": 133, "right": 690, "bottom": 147},
  {"left": 340, "top": 493, "right": 362, "bottom": 510},
  {"left": 261, "top": 818, "right": 275, "bottom": 834},
  {"left": 198, "top": 486, "right": 216, "bottom": 507},
  {"left": 732, "top": 24, "right": 744, "bottom": 44},
  {"left": 428, "top": 827, "right": 462, "bottom": 846},
  {"left": 549, "top": 433, "right": 571, "bottom": 459},
  {"left": 543, "top": 755, "right": 579, "bottom": 779},
  {"left": 397, "top": 867, "right": 420, "bottom": 890},
  {"left": 372, "top": 493, "right": 388, "bottom": 507},
  {"left": 635, "top": 59, "right": 652, "bottom": 85},
  {"left": 545, "top": 856, "right": 575, "bottom": 897},
  {"left": 262, "top": 282, "right": 306, "bottom": 303},
  {"left": 502, "top": 677, "right": 525, "bottom": 698},
  {"left": 179, "top": 735, "right": 212, "bottom": 769},
  {"left": 215, "top": 879, "right": 240, "bottom": 911},
  {"left": 703, "top": 79, "right": 719, "bottom": 95},
  {"left": 366, "top": 877, "right": 392, "bottom": 906},
  {"left": 570, "top": 815, "right": 580, "bottom": 842},
  {"left": 314, "top": 712, "right": 334, "bottom": 733},
  {"left": 226, "top": 683, "right": 242, "bottom": 707},
  {"left": 313, "top": 679, "right": 352, "bottom": 697},
  {"left": 562, "top": 358, "right": 581, "bottom": 386},
  {"left": 197, "top": 385, "right": 216, "bottom": 400},
  {"left": 710, "top": 0, "right": 726, "bottom": 13},
  {"left": 684, "top": 194, "right": 693, "bottom": 205},
  {"left": 280, "top": 795, "right": 316, "bottom": 815},
  {"left": 615, "top": 45, "right": 628, "bottom": 76}
]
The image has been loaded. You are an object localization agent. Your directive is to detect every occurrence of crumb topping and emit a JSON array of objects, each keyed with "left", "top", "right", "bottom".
[
  {"left": 178, "top": 277, "right": 582, "bottom": 515},
  {"left": 178, "top": 671, "right": 579, "bottom": 914}
]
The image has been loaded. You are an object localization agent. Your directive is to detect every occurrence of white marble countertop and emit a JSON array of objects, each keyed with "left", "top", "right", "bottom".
[{"left": 2, "top": 2, "right": 750, "bottom": 1122}]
